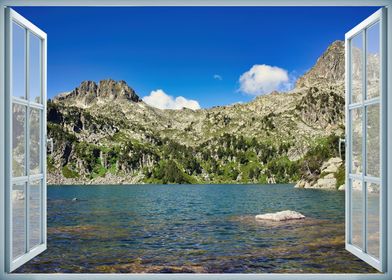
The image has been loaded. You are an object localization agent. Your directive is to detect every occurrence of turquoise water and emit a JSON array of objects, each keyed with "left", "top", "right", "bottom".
[{"left": 16, "top": 184, "right": 376, "bottom": 273}]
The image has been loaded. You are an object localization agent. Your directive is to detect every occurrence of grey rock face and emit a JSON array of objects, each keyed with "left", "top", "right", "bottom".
[
  {"left": 54, "top": 79, "right": 141, "bottom": 107},
  {"left": 96, "top": 79, "right": 141, "bottom": 102},
  {"left": 296, "top": 40, "right": 345, "bottom": 88}
]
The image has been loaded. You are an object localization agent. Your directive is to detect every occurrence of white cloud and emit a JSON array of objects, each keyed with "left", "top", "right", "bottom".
[
  {"left": 142, "top": 89, "right": 201, "bottom": 110},
  {"left": 238, "top": 64, "right": 292, "bottom": 96},
  {"left": 213, "top": 74, "right": 223, "bottom": 81}
]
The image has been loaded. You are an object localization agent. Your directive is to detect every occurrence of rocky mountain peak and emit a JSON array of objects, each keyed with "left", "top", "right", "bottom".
[
  {"left": 295, "top": 40, "right": 345, "bottom": 89},
  {"left": 54, "top": 79, "right": 141, "bottom": 107},
  {"left": 78, "top": 80, "right": 98, "bottom": 94},
  {"left": 96, "top": 79, "right": 140, "bottom": 102}
]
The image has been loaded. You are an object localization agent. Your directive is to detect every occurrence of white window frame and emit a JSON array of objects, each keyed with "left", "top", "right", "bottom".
[
  {"left": 345, "top": 8, "right": 387, "bottom": 272},
  {"left": 4, "top": 7, "right": 47, "bottom": 273},
  {"left": 0, "top": 1, "right": 391, "bottom": 280}
]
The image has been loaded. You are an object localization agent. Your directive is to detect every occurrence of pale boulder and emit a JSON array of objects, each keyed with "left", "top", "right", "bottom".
[
  {"left": 295, "top": 179, "right": 305, "bottom": 188},
  {"left": 324, "top": 173, "right": 335, "bottom": 179},
  {"left": 255, "top": 210, "right": 305, "bottom": 222},
  {"left": 295, "top": 157, "right": 343, "bottom": 190},
  {"left": 316, "top": 178, "right": 337, "bottom": 189},
  {"left": 295, "top": 179, "right": 311, "bottom": 189},
  {"left": 321, "top": 157, "right": 343, "bottom": 174}
]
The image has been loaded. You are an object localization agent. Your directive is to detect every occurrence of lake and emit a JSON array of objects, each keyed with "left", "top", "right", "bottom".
[{"left": 16, "top": 184, "right": 376, "bottom": 273}]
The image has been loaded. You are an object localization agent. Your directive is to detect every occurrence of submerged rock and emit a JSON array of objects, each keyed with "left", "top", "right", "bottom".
[{"left": 255, "top": 210, "right": 305, "bottom": 222}]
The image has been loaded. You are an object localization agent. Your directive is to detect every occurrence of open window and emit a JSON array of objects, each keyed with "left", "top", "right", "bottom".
[
  {"left": 345, "top": 8, "right": 386, "bottom": 272},
  {"left": 0, "top": 3, "right": 390, "bottom": 278},
  {"left": 4, "top": 8, "right": 47, "bottom": 272}
]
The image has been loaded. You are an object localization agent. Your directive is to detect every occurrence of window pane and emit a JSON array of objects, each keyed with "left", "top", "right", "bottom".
[
  {"left": 366, "top": 104, "right": 380, "bottom": 177},
  {"left": 351, "top": 32, "right": 363, "bottom": 104},
  {"left": 351, "top": 179, "right": 363, "bottom": 249},
  {"left": 351, "top": 108, "right": 362, "bottom": 174},
  {"left": 366, "top": 22, "right": 380, "bottom": 100},
  {"left": 12, "top": 22, "right": 26, "bottom": 100},
  {"left": 12, "top": 182, "right": 26, "bottom": 259},
  {"left": 29, "top": 180, "right": 41, "bottom": 249},
  {"left": 30, "top": 108, "right": 41, "bottom": 175},
  {"left": 367, "top": 182, "right": 380, "bottom": 259},
  {"left": 29, "top": 32, "right": 41, "bottom": 104},
  {"left": 12, "top": 104, "right": 26, "bottom": 177}
]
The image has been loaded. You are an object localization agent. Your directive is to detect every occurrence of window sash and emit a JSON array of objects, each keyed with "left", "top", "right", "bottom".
[
  {"left": 345, "top": 7, "right": 387, "bottom": 272},
  {"left": 5, "top": 8, "right": 47, "bottom": 273}
]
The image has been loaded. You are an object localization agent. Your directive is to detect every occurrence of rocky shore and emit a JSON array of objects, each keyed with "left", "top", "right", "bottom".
[{"left": 295, "top": 157, "right": 345, "bottom": 190}]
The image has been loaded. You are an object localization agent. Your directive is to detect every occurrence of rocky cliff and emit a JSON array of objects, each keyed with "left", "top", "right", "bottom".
[
  {"left": 47, "top": 40, "right": 346, "bottom": 187},
  {"left": 55, "top": 79, "right": 141, "bottom": 108},
  {"left": 296, "top": 41, "right": 345, "bottom": 88}
]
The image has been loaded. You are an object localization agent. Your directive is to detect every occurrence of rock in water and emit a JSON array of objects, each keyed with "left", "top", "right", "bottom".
[{"left": 255, "top": 210, "right": 305, "bottom": 221}]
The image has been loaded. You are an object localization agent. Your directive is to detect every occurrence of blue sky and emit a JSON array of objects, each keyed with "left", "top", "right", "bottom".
[{"left": 14, "top": 6, "right": 379, "bottom": 108}]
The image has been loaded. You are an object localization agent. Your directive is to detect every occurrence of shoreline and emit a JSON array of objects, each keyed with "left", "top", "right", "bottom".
[
  {"left": 47, "top": 183, "right": 297, "bottom": 187},
  {"left": 46, "top": 183, "right": 345, "bottom": 192}
]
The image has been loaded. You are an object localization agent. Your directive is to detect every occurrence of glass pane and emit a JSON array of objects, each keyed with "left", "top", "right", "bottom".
[
  {"left": 351, "top": 179, "right": 363, "bottom": 249},
  {"left": 366, "top": 104, "right": 380, "bottom": 177},
  {"left": 12, "top": 104, "right": 26, "bottom": 177},
  {"left": 366, "top": 22, "right": 380, "bottom": 100},
  {"left": 29, "top": 180, "right": 41, "bottom": 249},
  {"left": 351, "top": 32, "right": 363, "bottom": 104},
  {"left": 29, "top": 32, "right": 41, "bottom": 103},
  {"left": 12, "top": 22, "right": 26, "bottom": 99},
  {"left": 367, "top": 182, "right": 380, "bottom": 259},
  {"left": 12, "top": 182, "right": 26, "bottom": 259},
  {"left": 351, "top": 108, "right": 362, "bottom": 174},
  {"left": 30, "top": 109, "right": 41, "bottom": 175}
]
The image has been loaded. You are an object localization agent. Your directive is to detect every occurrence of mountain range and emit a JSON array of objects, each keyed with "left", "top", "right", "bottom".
[{"left": 47, "top": 40, "right": 346, "bottom": 187}]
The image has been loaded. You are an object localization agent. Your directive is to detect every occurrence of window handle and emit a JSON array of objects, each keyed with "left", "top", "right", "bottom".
[{"left": 47, "top": 138, "right": 54, "bottom": 154}]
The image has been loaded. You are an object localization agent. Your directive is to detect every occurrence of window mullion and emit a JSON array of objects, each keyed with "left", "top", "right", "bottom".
[
  {"left": 361, "top": 29, "right": 367, "bottom": 254},
  {"left": 25, "top": 28, "right": 30, "bottom": 253},
  {"left": 41, "top": 35, "right": 47, "bottom": 247},
  {"left": 346, "top": 38, "right": 353, "bottom": 245}
]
